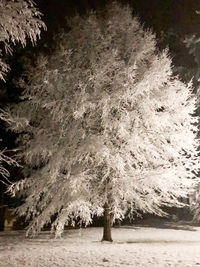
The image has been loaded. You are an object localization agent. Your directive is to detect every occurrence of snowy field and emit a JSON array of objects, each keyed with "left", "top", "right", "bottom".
[{"left": 0, "top": 224, "right": 200, "bottom": 266}]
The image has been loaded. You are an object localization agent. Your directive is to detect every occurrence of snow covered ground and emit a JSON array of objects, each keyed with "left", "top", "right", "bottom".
[{"left": 0, "top": 224, "right": 200, "bottom": 266}]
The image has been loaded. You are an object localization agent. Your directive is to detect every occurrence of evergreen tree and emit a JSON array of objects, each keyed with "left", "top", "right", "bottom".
[{"left": 8, "top": 3, "right": 199, "bottom": 240}]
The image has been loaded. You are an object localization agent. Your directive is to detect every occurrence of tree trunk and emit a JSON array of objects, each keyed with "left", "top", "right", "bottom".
[{"left": 102, "top": 202, "right": 113, "bottom": 242}]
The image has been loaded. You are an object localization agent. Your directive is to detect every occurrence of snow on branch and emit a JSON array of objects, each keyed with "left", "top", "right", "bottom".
[
  {"left": 0, "top": 0, "right": 46, "bottom": 81},
  {"left": 8, "top": 2, "right": 200, "bottom": 236}
]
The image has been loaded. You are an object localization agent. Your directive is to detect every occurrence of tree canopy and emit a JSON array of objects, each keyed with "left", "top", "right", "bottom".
[
  {"left": 7, "top": 3, "right": 199, "bottom": 237},
  {"left": 0, "top": 0, "right": 46, "bottom": 81},
  {"left": 0, "top": 0, "right": 45, "bottom": 189}
]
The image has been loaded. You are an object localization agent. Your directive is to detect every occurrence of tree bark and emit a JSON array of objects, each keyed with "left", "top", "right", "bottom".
[{"left": 102, "top": 202, "right": 113, "bottom": 242}]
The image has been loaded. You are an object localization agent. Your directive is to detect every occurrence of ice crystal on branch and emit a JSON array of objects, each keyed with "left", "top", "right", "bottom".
[
  {"left": 8, "top": 3, "right": 199, "bottom": 237},
  {"left": 0, "top": 0, "right": 45, "bottom": 182},
  {"left": 0, "top": 0, "right": 46, "bottom": 81}
]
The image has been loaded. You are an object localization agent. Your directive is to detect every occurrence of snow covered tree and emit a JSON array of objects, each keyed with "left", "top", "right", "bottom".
[
  {"left": 0, "top": 0, "right": 45, "bottom": 230},
  {"left": 0, "top": 0, "right": 46, "bottom": 81},
  {"left": 7, "top": 3, "right": 199, "bottom": 240},
  {"left": 0, "top": 0, "right": 45, "bottom": 180}
]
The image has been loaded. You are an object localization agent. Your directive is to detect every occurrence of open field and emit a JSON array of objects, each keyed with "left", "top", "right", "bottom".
[{"left": 0, "top": 224, "right": 200, "bottom": 266}]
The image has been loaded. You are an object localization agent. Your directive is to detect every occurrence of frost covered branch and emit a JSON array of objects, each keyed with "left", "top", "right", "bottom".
[
  {"left": 0, "top": 0, "right": 46, "bottom": 81},
  {"left": 8, "top": 2, "right": 200, "bottom": 237},
  {"left": 0, "top": 0, "right": 45, "bottom": 185}
]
